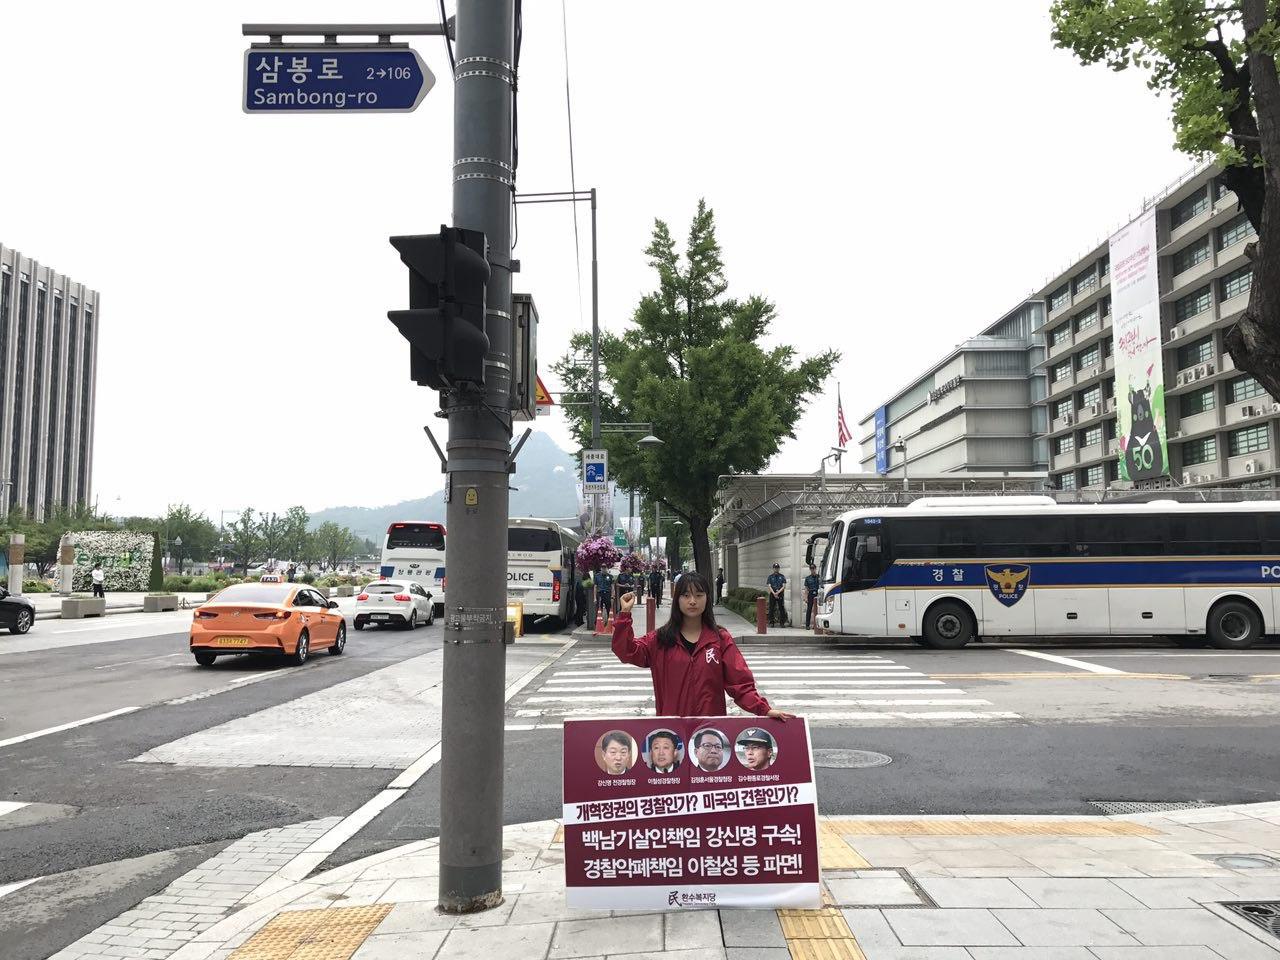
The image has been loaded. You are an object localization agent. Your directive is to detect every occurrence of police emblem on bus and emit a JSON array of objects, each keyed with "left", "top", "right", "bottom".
[{"left": 985, "top": 565, "right": 1030, "bottom": 607}]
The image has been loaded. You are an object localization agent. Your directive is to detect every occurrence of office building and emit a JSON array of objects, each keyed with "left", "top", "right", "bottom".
[
  {"left": 859, "top": 164, "right": 1276, "bottom": 492},
  {"left": 0, "top": 244, "right": 101, "bottom": 519}
]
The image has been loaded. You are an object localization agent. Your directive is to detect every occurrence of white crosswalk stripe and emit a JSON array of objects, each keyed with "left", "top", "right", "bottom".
[{"left": 507, "top": 647, "right": 1023, "bottom": 727}]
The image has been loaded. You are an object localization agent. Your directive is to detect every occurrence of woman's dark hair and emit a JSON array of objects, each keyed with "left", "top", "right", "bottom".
[{"left": 656, "top": 572, "right": 719, "bottom": 648}]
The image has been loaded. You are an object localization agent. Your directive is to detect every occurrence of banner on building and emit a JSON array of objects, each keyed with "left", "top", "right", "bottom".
[
  {"left": 1108, "top": 208, "right": 1168, "bottom": 481},
  {"left": 563, "top": 717, "right": 821, "bottom": 910},
  {"left": 874, "top": 407, "right": 889, "bottom": 474}
]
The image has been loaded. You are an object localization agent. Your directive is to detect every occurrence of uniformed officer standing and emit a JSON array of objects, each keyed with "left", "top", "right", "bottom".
[
  {"left": 766, "top": 563, "right": 788, "bottom": 627},
  {"left": 803, "top": 563, "right": 821, "bottom": 629}
]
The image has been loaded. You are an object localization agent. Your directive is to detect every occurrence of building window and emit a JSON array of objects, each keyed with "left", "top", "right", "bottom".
[
  {"left": 1053, "top": 399, "right": 1074, "bottom": 420},
  {"left": 1171, "top": 188, "right": 1209, "bottom": 227},
  {"left": 1059, "top": 472, "right": 1077, "bottom": 491},
  {"left": 1183, "top": 436, "right": 1218, "bottom": 465},
  {"left": 1172, "top": 237, "right": 1211, "bottom": 275},
  {"left": 1214, "top": 178, "right": 1232, "bottom": 202},
  {"left": 1221, "top": 265, "right": 1252, "bottom": 301},
  {"left": 0, "top": 270, "right": 9, "bottom": 409},
  {"left": 1053, "top": 359, "right": 1072, "bottom": 382},
  {"left": 1177, "top": 335, "right": 1214, "bottom": 369},
  {"left": 46, "top": 294, "right": 62, "bottom": 510},
  {"left": 1073, "top": 267, "right": 1098, "bottom": 296},
  {"left": 1229, "top": 375, "right": 1266, "bottom": 403},
  {"left": 1182, "top": 385, "right": 1215, "bottom": 416},
  {"left": 62, "top": 305, "right": 78, "bottom": 506},
  {"left": 1050, "top": 324, "right": 1070, "bottom": 347},
  {"left": 1102, "top": 337, "right": 1113, "bottom": 357},
  {"left": 1105, "top": 419, "right": 1118, "bottom": 440},
  {"left": 1055, "top": 435, "right": 1075, "bottom": 455},
  {"left": 1083, "top": 425, "right": 1102, "bottom": 447},
  {"left": 1074, "top": 306, "right": 1099, "bottom": 333},
  {"left": 28, "top": 287, "right": 46, "bottom": 513},
  {"left": 1218, "top": 212, "right": 1255, "bottom": 251},
  {"left": 10, "top": 278, "right": 30, "bottom": 500},
  {"left": 1078, "top": 344, "right": 1101, "bottom": 370},
  {"left": 1085, "top": 463, "right": 1104, "bottom": 486},
  {"left": 1049, "top": 285, "right": 1070, "bottom": 311},
  {"left": 79, "top": 309, "right": 93, "bottom": 503},
  {"left": 1229, "top": 424, "right": 1270, "bottom": 456},
  {"left": 1101, "top": 295, "right": 1111, "bottom": 316},
  {"left": 1080, "top": 384, "right": 1101, "bottom": 408},
  {"left": 1099, "top": 254, "right": 1110, "bottom": 277},
  {"left": 1174, "top": 285, "right": 1212, "bottom": 323}
]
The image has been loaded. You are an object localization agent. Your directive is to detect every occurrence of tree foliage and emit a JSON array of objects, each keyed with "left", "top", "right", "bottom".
[
  {"left": 1052, "top": 0, "right": 1280, "bottom": 398},
  {"left": 553, "top": 200, "right": 838, "bottom": 578},
  {"left": 224, "top": 507, "right": 263, "bottom": 574},
  {"left": 312, "top": 521, "right": 357, "bottom": 570},
  {"left": 161, "top": 503, "right": 218, "bottom": 575}
]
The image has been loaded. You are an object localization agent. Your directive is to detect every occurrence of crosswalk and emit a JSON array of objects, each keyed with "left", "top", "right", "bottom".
[{"left": 506, "top": 647, "right": 1022, "bottom": 728}]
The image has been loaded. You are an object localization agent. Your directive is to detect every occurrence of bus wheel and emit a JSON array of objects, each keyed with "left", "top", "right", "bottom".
[
  {"left": 1207, "top": 600, "right": 1262, "bottom": 650},
  {"left": 923, "top": 601, "right": 975, "bottom": 649}
]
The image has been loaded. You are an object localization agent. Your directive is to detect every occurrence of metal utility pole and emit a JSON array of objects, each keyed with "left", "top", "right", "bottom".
[
  {"left": 590, "top": 188, "right": 601, "bottom": 533},
  {"left": 438, "top": 0, "right": 515, "bottom": 913}
]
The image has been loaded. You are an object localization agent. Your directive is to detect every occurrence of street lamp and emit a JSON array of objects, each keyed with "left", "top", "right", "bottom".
[
  {"left": 891, "top": 438, "right": 909, "bottom": 491},
  {"left": 174, "top": 536, "right": 183, "bottom": 575}
]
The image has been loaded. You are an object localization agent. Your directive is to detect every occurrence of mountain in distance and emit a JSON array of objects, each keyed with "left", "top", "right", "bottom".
[{"left": 310, "top": 431, "right": 631, "bottom": 542}]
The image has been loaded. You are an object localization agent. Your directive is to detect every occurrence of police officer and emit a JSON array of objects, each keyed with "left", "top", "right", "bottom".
[
  {"left": 594, "top": 567, "right": 615, "bottom": 621},
  {"left": 803, "top": 563, "right": 821, "bottom": 629},
  {"left": 648, "top": 567, "right": 664, "bottom": 608},
  {"left": 738, "top": 728, "right": 775, "bottom": 770},
  {"left": 766, "top": 563, "right": 787, "bottom": 627}
]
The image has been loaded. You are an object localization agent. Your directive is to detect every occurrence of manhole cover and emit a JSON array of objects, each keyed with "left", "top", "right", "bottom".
[
  {"left": 813, "top": 749, "right": 892, "bottom": 769},
  {"left": 1223, "top": 901, "right": 1280, "bottom": 939},
  {"left": 1088, "top": 801, "right": 1216, "bottom": 815},
  {"left": 1209, "top": 854, "right": 1280, "bottom": 869}
]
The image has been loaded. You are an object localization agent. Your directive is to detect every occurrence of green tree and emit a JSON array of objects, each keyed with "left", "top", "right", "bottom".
[
  {"left": 225, "top": 507, "right": 264, "bottom": 575},
  {"left": 282, "top": 506, "right": 311, "bottom": 563},
  {"left": 312, "top": 522, "right": 357, "bottom": 570},
  {"left": 299, "top": 530, "right": 324, "bottom": 569},
  {"left": 257, "top": 511, "right": 288, "bottom": 563},
  {"left": 161, "top": 504, "right": 218, "bottom": 575},
  {"left": 1052, "top": 0, "right": 1280, "bottom": 398},
  {"left": 0, "top": 504, "right": 115, "bottom": 577},
  {"left": 553, "top": 200, "right": 838, "bottom": 577},
  {"left": 149, "top": 532, "right": 164, "bottom": 591}
]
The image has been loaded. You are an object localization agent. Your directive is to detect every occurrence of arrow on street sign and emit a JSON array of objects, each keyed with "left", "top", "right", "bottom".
[{"left": 243, "top": 47, "right": 435, "bottom": 113}]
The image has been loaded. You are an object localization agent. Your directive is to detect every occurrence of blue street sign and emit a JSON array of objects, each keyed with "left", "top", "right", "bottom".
[
  {"left": 585, "top": 463, "right": 606, "bottom": 484},
  {"left": 243, "top": 47, "right": 435, "bottom": 113}
]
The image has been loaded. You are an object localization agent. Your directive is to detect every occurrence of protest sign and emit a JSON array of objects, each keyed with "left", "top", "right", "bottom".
[{"left": 563, "top": 716, "right": 820, "bottom": 909}]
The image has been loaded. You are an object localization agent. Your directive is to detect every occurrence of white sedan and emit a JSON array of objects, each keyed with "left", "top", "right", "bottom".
[{"left": 354, "top": 580, "right": 435, "bottom": 630}]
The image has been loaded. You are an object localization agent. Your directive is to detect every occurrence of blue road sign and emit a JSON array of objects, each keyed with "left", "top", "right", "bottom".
[
  {"left": 585, "top": 463, "right": 605, "bottom": 484},
  {"left": 243, "top": 47, "right": 435, "bottom": 113}
]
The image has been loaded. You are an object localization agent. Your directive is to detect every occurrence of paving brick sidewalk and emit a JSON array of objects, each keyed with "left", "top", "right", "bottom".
[{"left": 52, "top": 801, "right": 1280, "bottom": 960}]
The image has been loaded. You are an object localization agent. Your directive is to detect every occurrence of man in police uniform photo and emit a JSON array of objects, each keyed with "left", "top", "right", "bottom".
[
  {"left": 737, "top": 728, "right": 776, "bottom": 770},
  {"left": 645, "top": 730, "right": 682, "bottom": 773}
]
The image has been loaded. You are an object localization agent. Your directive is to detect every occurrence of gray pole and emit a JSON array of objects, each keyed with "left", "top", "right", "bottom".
[
  {"left": 590, "top": 188, "right": 601, "bottom": 534},
  {"left": 439, "top": 0, "right": 515, "bottom": 913}
]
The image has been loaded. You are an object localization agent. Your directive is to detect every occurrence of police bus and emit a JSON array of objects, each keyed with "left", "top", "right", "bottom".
[
  {"left": 507, "top": 518, "right": 582, "bottom": 630},
  {"left": 808, "top": 496, "right": 1280, "bottom": 650},
  {"left": 379, "top": 521, "right": 447, "bottom": 617}
]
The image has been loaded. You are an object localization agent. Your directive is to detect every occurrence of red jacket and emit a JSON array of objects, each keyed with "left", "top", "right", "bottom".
[{"left": 611, "top": 613, "right": 772, "bottom": 717}]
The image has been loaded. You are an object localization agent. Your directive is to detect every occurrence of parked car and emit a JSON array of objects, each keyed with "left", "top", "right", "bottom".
[
  {"left": 354, "top": 579, "right": 434, "bottom": 630},
  {"left": 189, "top": 582, "right": 346, "bottom": 667},
  {"left": 0, "top": 586, "right": 35, "bottom": 635}
]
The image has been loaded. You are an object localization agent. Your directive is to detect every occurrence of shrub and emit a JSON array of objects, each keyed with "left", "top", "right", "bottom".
[
  {"left": 727, "top": 586, "right": 766, "bottom": 603},
  {"left": 298, "top": 572, "right": 316, "bottom": 584},
  {"left": 23, "top": 579, "right": 52, "bottom": 593}
]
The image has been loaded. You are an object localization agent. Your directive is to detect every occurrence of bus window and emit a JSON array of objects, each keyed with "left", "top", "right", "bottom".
[
  {"left": 387, "top": 523, "right": 445, "bottom": 550},
  {"left": 508, "top": 527, "right": 561, "bottom": 553},
  {"left": 820, "top": 522, "right": 843, "bottom": 583},
  {"left": 843, "top": 522, "right": 886, "bottom": 589},
  {"left": 1076, "top": 515, "right": 1165, "bottom": 556},
  {"left": 890, "top": 517, "right": 979, "bottom": 559},
  {"left": 1169, "top": 514, "right": 1261, "bottom": 555},
  {"left": 982, "top": 516, "right": 1073, "bottom": 557}
]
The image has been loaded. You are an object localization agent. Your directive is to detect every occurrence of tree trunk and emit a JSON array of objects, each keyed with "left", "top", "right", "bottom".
[
  {"left": 1231, "top": 1, "right": 1280, "bottom": 402},
  {"left": 690, "top": 516, "right": 713, "bottom": 580}
]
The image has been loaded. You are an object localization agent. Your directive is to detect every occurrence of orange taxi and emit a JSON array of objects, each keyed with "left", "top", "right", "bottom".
[{"left": 189, "top": 582, "right": 346, "bottom": 667}]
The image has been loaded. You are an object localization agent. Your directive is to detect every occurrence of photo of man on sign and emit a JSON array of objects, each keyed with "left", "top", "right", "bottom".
[
  {"left": 595, "top": 730, "right": 637, "bottom": 775},
  {"left": 736, "top": 727, "right": 777, "bottom": 770},
  {"left": 644, "top": 730, "right": 683, "bottom": 773},
  {"left": 690, "top": 728, "right": 731, "bottom": 771}
]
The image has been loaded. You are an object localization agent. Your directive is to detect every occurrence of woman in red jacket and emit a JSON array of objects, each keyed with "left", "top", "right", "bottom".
[{"left": 613, "top": 572, "right": 794, "bottom": 719}]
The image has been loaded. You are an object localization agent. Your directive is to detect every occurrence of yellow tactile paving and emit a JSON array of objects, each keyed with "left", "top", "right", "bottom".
[
  {"left": 553, "top": 825, "right": 564, "bottom": 844},
  {"left": 778, "top": 907, "right": 866, "bottom": 960},
  {"left": 818, "top": 822, "right": 872, "bottom": 868},
  {"left": 824, "top": 819, "right": 1159, "bottom": 837},
  {"left": 229, "top": 905, "right": 392, "bottom": 960}
]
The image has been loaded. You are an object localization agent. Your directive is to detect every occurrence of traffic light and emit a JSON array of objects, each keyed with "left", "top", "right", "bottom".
[{"left": 388, "top": 226, "right": 491, "bottom": 391}]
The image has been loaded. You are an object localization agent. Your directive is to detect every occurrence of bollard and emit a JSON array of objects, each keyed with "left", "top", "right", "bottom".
[
  {"left": 646, "top": 596, "right": 656, "bottom": 634},
  {"left": 755, "top": 595, "right": 767, "bottom": 634}
]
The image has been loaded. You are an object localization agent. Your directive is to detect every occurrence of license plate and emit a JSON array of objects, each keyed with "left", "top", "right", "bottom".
[
  {"left": 372, "top": 614, "right": 390, "bottom": 620},
  {"left": 217, "top": 636, "right": 251, "bottom": 647}
]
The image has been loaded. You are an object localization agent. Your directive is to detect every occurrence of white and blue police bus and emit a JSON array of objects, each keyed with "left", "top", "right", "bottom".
[
  {"left": 808, "top": 496, "right": 1280, "bottom": 650},
  {"left": 380, "top": 521, "right": 447, "bottom": 618},
  {"left": 507, "top": 517, "right": 582, "bottom": 630}
]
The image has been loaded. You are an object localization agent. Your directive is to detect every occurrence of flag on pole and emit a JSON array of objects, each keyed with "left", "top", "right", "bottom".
[{"left": 836, "top": 386, "right": 852, "bottom": 447}]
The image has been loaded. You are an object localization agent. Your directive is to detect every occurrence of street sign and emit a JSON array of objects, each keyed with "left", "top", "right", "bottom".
[
  {"left": 583, "top": 449, "right": 608, "bottom": 494},
  {"left": 535, "top": 375, "right": 552, "bottom": 418},
  {"left": 613, "top": 528, "right": 628, "bottom": 548},
  {"left": 243, "top": 46, "right": 435, "bottom": 113}
]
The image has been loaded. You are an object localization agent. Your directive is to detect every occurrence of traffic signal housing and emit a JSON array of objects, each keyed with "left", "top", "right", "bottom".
[{"left": 388, "top": 226, "right": 490, "bottom": 391}]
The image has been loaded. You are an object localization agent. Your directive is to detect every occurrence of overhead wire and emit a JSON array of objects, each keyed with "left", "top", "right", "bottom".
[{"left": 438, "top": 0, "right": 456, "bottom": 75}]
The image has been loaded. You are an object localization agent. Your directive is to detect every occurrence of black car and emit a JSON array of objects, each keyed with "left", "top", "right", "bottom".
[{"left": 0, "top": 586, "right": 35, "bottom": 635}]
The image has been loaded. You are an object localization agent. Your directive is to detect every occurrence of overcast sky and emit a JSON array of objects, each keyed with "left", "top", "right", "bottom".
[{"left": 1, "top": 1, "right": 1196, "bottom": 522}]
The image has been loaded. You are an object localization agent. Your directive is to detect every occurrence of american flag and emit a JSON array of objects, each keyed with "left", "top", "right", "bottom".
[{"left": 837, "top": 386, "right": 852, "bottom": 447}]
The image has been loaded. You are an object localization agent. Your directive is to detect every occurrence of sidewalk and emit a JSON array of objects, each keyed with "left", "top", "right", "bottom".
[
  {"left": 51, "top": 801, "right": 1280, "bottom": 959},
  {"left": 572, "top": 603, "right": 819, "bottom": 645},
  {"left": 25, "top": 591, "right": 211, "bottom": 620}
]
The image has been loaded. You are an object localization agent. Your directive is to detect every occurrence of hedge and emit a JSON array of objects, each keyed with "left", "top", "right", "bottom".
[{"left": 23, "top": 580, "right": 52, "bottom": 593}]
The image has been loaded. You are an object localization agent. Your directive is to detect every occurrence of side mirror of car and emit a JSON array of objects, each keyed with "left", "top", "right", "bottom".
[{"left": 328, "top": 600, "right": 338, "bottom": 609}]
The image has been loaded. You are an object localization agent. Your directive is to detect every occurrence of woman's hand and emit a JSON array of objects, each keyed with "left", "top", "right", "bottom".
[
  {"left": 766, "top": 708, "right": 796, "bottom": 722},
  {"left": 619, "top": 592, "right": 636, "bottom": 614}
]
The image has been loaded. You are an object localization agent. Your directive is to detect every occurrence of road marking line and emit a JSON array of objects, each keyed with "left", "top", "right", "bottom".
[
  {"left": 825, "top": 818, "right": 1158, "bottom": 837},
  {"left": 1007, "top": 649, "right": 1126, "bottom": 674},
  {"left": 930, "top": 672, "right": 1187, "bottom": 680},
  {"left": 0, "top": 801, "right": 30, "bottom": 817},
  {"left": 93, "top": 652, "right": 185, "bottom": 670},
  {"left": 0, "top": 706, "right": 141, "bottom": 749},
  {"left": 0, "top": 877, "right": 42, "bottom": 901}
]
